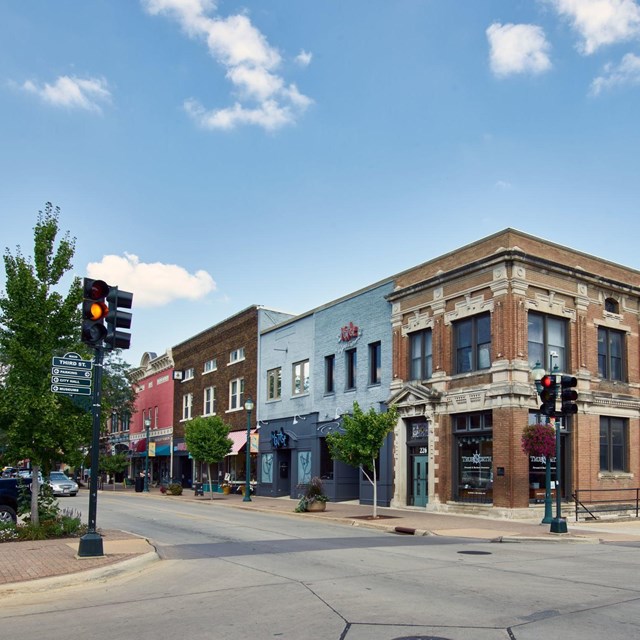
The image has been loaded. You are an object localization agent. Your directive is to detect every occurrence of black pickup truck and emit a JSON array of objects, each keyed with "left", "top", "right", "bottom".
[{"left": 0, "top": 478, "right": 19, "bottom": 523}]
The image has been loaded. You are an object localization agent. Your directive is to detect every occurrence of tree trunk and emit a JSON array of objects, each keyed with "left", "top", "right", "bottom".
[
  {"left": 372, "top": 458, "right": 378, "bottom": 519},
  {"left": 207, "top": 463, "right": 214, "bottom": 500},
  {"left": 31, "top": 463, "right": 40, "bottom": 526}
]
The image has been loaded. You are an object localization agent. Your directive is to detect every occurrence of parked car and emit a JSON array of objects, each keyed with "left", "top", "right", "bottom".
[
  {"left": 0, "top": 478, "right": 20, "bottom": 523},
  {"left": 48, "top": 472, "right": 79, "bottom": 497}
]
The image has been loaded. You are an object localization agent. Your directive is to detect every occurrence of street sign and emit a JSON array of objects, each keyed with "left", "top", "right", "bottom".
[
  {"left": 51, "top": 384, "right": 92, "bottom": 396},
  {"left": 51, "top": 353, "right": 93, "bottom": 397},
  {"left": 51, "top": 367, "right": 92, "bottom": 380},
  {"left": 51, "top": 375, "right": 91, "bottom": 386},
  {"left": 52, "top": 352, "right": 93, "bottom": 370}
]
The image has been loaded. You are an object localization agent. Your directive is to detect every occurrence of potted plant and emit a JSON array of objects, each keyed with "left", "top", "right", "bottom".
[{"left": 295, "top": 476, "right": 329, "bottom": 512}]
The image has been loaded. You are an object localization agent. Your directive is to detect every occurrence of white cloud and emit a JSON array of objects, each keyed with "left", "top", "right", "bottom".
[
  {"left": 141, "top": 0, "right": 311, "bottom": 131},
  {"left": 21, "top": 75, "right": 111, "bottom": 113},
  {"left": 548, "top": 0, "right": 640, "bottom": 54},
  {"left": 86, "top": 254, "right": 216, "bottom": 308},
  {"left": 486, "top": 23, "right": 552, "bottom": 77},
  {"left": 495, "top": 180, "right": 513, "bottom": 190},
  {"left": 295, "top": 50, "right": 312, "bottom": 67},
  {"left": 590, "top": 51, "right": 640, "bottom": 93}
]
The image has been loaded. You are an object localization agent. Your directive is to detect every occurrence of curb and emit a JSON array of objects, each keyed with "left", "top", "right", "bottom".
[{"left": 0, "top": 549, "right": 159, "bottom": 597}]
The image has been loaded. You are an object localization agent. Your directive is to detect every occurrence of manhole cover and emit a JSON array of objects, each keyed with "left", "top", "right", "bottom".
[
  {"left": 457, "top": 550, "right": 492, "bottom": 555},
  {"left": 392, "top": 636, "right": 452, "bottom": 640}
]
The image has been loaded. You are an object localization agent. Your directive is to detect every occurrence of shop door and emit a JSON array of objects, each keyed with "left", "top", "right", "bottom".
[
  {"left": 276, "top": 450, "right": 291, "bottom": 496},
  {"left": 412, "top": 455, "right": 428, "bottom": 507}
]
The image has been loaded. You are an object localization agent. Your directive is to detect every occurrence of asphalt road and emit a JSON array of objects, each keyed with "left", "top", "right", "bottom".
[{"left": 2, "top": 493, "right": 640, "bottom": 640}]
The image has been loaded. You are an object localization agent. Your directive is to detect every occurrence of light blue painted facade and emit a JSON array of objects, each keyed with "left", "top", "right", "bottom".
[{"left": 257, "top": 280, "right": 395, "bottom": 505}]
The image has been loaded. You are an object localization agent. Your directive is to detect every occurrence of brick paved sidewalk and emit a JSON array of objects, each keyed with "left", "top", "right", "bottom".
[{"left": 0, "top": 529, "right": 154, "bottom": 589}]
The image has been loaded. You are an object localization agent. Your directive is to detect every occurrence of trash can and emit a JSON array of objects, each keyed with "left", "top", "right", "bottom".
[
  {"left": 193, "top": 482, "right": 204, "bottom": 496},
  {"left": 135, "top": 477, "right": 144, "bottom": 492}
]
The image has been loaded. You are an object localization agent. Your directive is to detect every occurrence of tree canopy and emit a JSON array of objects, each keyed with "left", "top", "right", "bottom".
[
  {"left": 0, "top": 204, "right": 91, "bottom": 520},
  {"left": 184, "top": 415, "right": 233, "bottom": 499},
  {"left": 326, "top": 401, "right": 397, "bottom": 518}
]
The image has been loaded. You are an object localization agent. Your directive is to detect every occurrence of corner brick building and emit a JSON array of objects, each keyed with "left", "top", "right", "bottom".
[{"left": 387, "top": 229, "right": 640, "bottom": 514}]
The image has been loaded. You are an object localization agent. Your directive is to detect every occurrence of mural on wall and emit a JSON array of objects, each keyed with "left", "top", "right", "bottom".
[
  {"left": 262, "top": 453, "right": 273, "bottom": 483},
  {"left": 298, "top": 451, "right": 311, "bottom": 484}
]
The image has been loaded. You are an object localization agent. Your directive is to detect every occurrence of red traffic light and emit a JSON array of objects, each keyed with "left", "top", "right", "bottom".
[{"left": 540, "top": 374, "right": 555, "bottom": 389}]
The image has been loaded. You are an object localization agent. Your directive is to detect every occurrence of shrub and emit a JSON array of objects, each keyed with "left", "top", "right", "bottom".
[{"left": 168, "top": 483, "right": 183, "bottom": 496}]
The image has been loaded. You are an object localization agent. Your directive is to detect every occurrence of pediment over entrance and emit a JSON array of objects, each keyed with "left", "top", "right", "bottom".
[{"left": 388, "top": 383, "right": 442, "bottom": 411}]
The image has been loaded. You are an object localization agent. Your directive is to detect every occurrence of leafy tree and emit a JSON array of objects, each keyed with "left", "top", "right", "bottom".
[
  {"left": 0, "top": 203, "right": 91, "bottom": 524},
  {"left": 99, "top": 452, "right": 129, "bottom": 489},
  {"left": 184, "top": 415, "right": 233, "bottom": 500},
  {"left": 102, "top": 350, "right": 136, "bottom": 426},
  {"left": 326, "top": 401, "right": 398, "bottom": 518}
]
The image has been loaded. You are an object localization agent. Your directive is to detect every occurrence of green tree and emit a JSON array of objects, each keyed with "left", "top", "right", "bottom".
[
  {"left": 326, "top": 401, "right": 398, "bottom": 518},
  {"left": 0, "top": 203, "right": 91, "bottom": 524},
  {"left": 184, "top": 415, "right": 233, "bottom": 500},
  {"left": 99, "top": 452, "right": 129, "bottom": 490}
]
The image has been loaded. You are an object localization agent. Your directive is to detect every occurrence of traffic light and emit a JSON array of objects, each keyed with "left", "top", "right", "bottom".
[
  {"left": 81, "top": 278, "right": 109, "bottom": 347},
  {"left": 560, "top": 375, "right": 578, "bottom": 414},
  {"left": 539, "top": 374, "right": 558, "bottom": 416},
  {"left": 105, "top": 286, "right": 133, "bottom": 350}
]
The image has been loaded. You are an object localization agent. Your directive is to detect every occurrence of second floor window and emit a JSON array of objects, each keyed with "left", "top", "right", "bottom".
[
  {"left": 598, "top": 327, "right": 624, "bottom": 381},
  {"left": 345, "top": 348, "right": 357, "bottom": 390},
  {"left": 183, "top": 367, "right": 195, "bottom": 381},
  {"left": 204, "top": 358, "right": 217, "bottom": 373},
  {"left": 292, "top": 360, "right": 310, "bottom": 395},
  {"left": 204, "top": 386, "right": 216, "bottom": 415},
  {"left": 409, "top": 329, "right": 432, "bottom": 381},
  {"left": 267, "top": 367, "right": 282, "bottom": 400},
  {"left": 455, "top": 314, "right": 490, "bottom": 374},
  {"left": 325, "top": 354, "right": 335, "bottom": 394},
  {"left": 182, "top": 393, "right": 193, "bottom": 420},
  {"left": 528, "top": 312, "right": 567, "bottom": 372},
  {"left": 229, "top": 378, "right": 244, "bottom": 410},
  {"left": 369, "top": 341, "right": 381, "bottom": 385}
]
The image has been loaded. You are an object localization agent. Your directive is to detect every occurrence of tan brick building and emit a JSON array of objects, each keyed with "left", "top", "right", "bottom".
[{"left": 387, "top": 229, "right": 640, "bottom": 515}]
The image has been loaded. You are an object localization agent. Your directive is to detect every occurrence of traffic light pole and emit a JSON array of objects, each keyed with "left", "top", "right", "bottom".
[
  {"left": 550, "top": 413, "right": 568, "bottom": 534},
  {"left": 78, "top": 345, "right": 105, "bottom": 557}
]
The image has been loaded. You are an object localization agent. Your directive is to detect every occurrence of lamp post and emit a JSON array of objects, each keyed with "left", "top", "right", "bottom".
[
  {"left": 243, "top": 397, "right": 254, "bottom": 502},
  {"left": 144, "top": 417, "right": 151, "bottom": 493},
  {"left": 531, "top": 360, "right": 553, "bottom": 525}
]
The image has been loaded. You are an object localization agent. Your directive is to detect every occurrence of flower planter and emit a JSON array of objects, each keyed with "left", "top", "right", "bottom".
[{"left": 306, "top": 501, "right": 326, "bottom": 512}]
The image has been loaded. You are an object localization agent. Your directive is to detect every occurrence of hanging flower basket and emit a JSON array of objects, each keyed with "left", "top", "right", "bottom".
[{"left": 521, "top": 423, "right": 556, "bottom": 458}]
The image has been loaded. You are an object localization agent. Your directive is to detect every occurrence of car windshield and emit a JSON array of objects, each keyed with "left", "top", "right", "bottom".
[{"left": 50, "top": 473, "right": 69, "bottom": 480}]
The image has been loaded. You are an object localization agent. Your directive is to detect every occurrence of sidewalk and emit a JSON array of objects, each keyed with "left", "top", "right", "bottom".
[{"left": 2, "top": 488, "right": 639, "bottom": 592}]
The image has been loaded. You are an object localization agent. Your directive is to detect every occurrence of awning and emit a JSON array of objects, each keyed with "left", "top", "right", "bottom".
[
  {"left": 227, "top": 430, "right": 259, "bottom": 455},
  {"left": 134, "top": 439, "right": 146, "bottom": 453}
]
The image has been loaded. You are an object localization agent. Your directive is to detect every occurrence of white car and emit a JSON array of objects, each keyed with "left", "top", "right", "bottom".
[{"left": 48, "top": 472, "right": 79, "bottom": 497}]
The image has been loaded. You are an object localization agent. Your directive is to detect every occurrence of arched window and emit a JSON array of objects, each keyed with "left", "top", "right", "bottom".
[{"left": 604, "top": 297, "right": 619, "bottom": 314}]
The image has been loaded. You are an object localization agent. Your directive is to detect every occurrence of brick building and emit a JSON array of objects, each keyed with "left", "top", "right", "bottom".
[
  {"left": 171, "top": 306, "right": 293, "bottom": 489},
  {"left": 387, "top": 229, "right": 640, "bottom": 514},
  {"left": 129, "top": 350, "right": 175, "bottom": 483}
]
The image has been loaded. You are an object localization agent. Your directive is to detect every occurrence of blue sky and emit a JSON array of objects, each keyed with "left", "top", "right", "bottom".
[{"left": 2, "top": 0, "right": 640, "bottom": 367}]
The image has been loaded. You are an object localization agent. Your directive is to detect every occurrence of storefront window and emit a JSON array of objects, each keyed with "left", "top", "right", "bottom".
[{"left": 454, "top": 412, "right": 493, "bottom": 504}]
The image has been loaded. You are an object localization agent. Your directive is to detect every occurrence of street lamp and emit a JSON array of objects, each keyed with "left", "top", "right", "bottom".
[
  {"left": 144, "top": 417, "right": 151, "bottom": 493},
  {"left": 243, "top": 397, "right": 254, "bottom": 502}
]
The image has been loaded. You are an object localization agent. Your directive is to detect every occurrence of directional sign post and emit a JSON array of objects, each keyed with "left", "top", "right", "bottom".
[{"left": 51, "top": 353, "right": 93, "bottom": 397}]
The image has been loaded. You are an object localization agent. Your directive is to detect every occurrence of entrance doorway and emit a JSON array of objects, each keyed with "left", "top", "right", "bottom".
[
  {"left": 276, "top": 450, "right": 291, "bottom": 496},
  {"left": 411, "top": 454, "right": 428, "bottom": 507}
]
